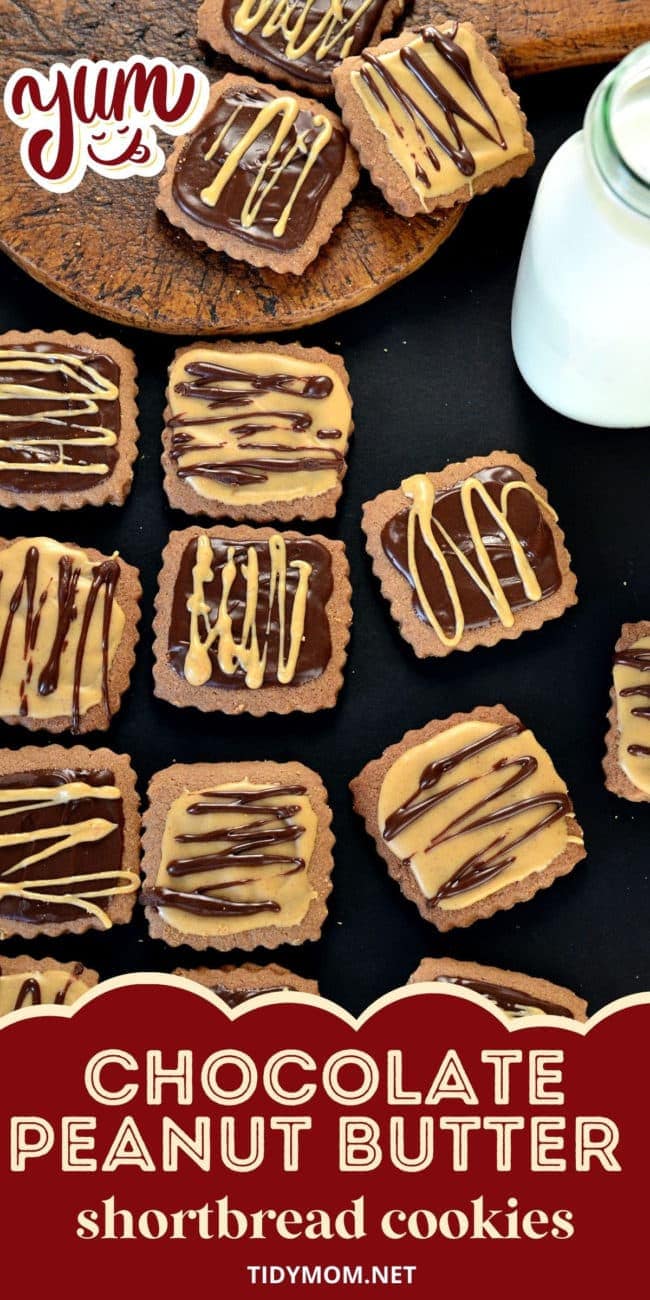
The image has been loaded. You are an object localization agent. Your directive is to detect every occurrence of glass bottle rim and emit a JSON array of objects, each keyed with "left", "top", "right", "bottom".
[{"left": 586, "top": 42, "right": 650, "bottom": 218}]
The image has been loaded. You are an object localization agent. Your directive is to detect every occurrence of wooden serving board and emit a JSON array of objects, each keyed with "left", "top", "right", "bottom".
[{"left": 0, "top": 0, "right": 647, "bottom": 337}]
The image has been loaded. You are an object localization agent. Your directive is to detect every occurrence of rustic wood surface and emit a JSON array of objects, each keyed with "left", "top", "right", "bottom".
[{"left": 0, "top": 0, "right": 647, "bottom": 337}]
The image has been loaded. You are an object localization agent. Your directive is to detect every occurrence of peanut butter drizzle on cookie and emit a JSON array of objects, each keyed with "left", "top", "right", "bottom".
[
  {"left": 0, "top": 537, "right": 124, "bottom": 729},
  {"left": 388, "top": 469, "right": 559, "bottom": 648},
  {"left": 147, "top": 781, "right": 317, "bottom": 937},
  {"left": 231, "top": 0, "right": 380, "bottom": 68},
  {"left": 184, "top": 531, "right": 312, "bottom": 688},
  {"left": 352, "top": 22, "right": 529, "bottom": 203},
  {"left": 0, "top": 963, "right": 89, "bottom": 1016},
  {"left": 378, "top": 720, "right": 581, "bottom": 912},
  {"left": 200, "top": 95, "right": 333, "bottom": 238},
  {"left": 0, "top": 780, "right": 138, "bottom": 928},
  {"left": 614, "top": 635, "right": 650, "bottom": 794},
  {"left": 0, "top": 346, "right": 119, "bottom": 488},
  {"left": 168, "top": 347, "right": 350, "bottom": 506}
]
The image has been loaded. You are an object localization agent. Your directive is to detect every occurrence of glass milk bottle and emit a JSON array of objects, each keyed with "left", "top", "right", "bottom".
[{"left": 511, "top": 43, "right": 650, "bottom": 428}]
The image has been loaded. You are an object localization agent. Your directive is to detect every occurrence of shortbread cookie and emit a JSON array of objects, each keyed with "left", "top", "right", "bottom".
[
  {"left": 0, "top": 956, "right": 98, "bottom": 1016},
  {"left": 604, "top": 621, "right": 650, "bottom": 802},
  {"left": 362, "top": 452, "right": 577, "bottom": 658},
  {"left": 408, "top": 957, "right": 587, "bottom": 1021},
  {"left": 0, "top": 331, "right": 138, "bottom": 510},
  {"left": 142, "top": 761, "right": 335, "bottom": 951},
  {"left": 333, "top": 21, "right": 534, "bottom": 216},
  {"left": 0, "top": 536, "right": 140, "bottom": 733},
  {"left": 157, "top": 75, "right": 359, "bottom": 275},
  {"left": 174, "top": 962, "right": 319, "bottom": 1004},
  {"left": 153, "top": 524, "right": 351, "bottom": 716},
  {"left": 350, "top": 705, "right": 586, "bottom": 931},
  {"left": 198, "top": 0, "right": 407, "bottom": 98},
  {"left": 163, "top": 340, "right": 353, "bottom": 522},
  {"left": 0, "top": 746, "right": 140, "bottom": 939}
]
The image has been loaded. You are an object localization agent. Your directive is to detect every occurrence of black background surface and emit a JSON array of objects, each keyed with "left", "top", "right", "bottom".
[{"left": 1, "top": 63, "right": 648, "bottom": 1016}]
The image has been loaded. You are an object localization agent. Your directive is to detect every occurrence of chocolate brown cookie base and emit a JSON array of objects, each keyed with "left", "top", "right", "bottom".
[
  {"left": 0, "top": 330, "right": 139, "bottom": 511},
  {"left": 362, "top": 451, "right": 577, "bottom": 658},
  {"left": 174, "top": 962, "right": 320, "bottom": 1003},
  {"left": 350, "top": 704, "right": 586, "bottom": 932},
  {"left": 162, "top": 339, "right": 354, "bottom": 522},
  {"left": 408, "top": 956, "right": 587, "bottom": 1022},
  {"left": 142, "top": 760, "right": 335, "bottom": 951},
  {"left": 0, "top": 746, "right": 141, "bottom": 940},
  {"left": 604, "top": 620, "right": 650, "bottom": 803}
]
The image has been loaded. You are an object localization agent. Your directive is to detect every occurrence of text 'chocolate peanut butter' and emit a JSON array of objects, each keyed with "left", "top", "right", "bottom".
[
  {"left": 0, "top": 342, "right": 120, "bottom": 494},
  {"left": 168, "top": 531, "right": 333, "bottom": 690},
  {"left": 147, "top": 781, "right": 318, "bottom": 938},
  {"left": 172, "top": 85, "right": 347, "bottom": 251},
  {"left": 378, "top": 719, "right": 582, "bottom": 913}
]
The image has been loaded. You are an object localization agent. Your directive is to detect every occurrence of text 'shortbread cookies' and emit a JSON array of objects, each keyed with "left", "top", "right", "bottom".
[
  {"left": 408, "top": 957, "right": 587, "bottom": 1022},
  {"left": 362, "top": 452, "right": 577, "bottom": 658},
  {"left": 153, "top": 523, "right": 351, "bottom": 716},
  {"left": 198, "top": 0, "right": 407, "bottom": 98},
  {"left": 604, "top": 621, "right": 650, "bottom": 802},
  {"left": 350, "top": 705, "right": 586, "bottom": 931},
  {"left": 142, "top": 761, "right": 335, "bottom": 951},
  {"left": 173, "top": 962, "right": 320, "bottom": 1004},
  {"left": 0, "top": 955, "right": 98, "bottom": 1017},
  {"left": 0, "top": 331, "right": 138, "bottom": 510},
  {"left": 0, "top": 746, "right": 141, "bottom": 940},
  {"left": 0, "top": 536, "right": 140, "bottom": 733},
  {"left": 156, "top": 75, "right": 359, "bottom": 274},
  {"left": 163, "top": 340, "right": 353, "bottom": 522},
  {"left": 333, "top": 21, "right": 534, "bottom": 216}
]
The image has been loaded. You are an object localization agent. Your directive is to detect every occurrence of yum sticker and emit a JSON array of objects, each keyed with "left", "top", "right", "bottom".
[{"left": 4, "top": 56, "right": 210, "bottom": 193}]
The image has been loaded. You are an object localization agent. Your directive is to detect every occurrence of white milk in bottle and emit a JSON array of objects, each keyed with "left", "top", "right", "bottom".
[{"left": 511, "top": 43, "right": 650, "bottom": 427}]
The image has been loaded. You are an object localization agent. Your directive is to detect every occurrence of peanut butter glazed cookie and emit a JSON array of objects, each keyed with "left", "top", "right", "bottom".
[
  {"left": 604, "top": 621, "right": 650, "bottom": 802},
  {"left": 0, "top": 331, "right": 138, "bottom": 510},
  {"left": 142, "top": 761, "right": 335, "bottom": 952},
  {"left": 153, "top": 523, "right": 351, "bottom": 716},
  {"left": 362, "top": 452, "right": 577, "bottom": 658},
  {"left": 173, "top": 962, "right": 319, "bottom": 1004},
  {"left": 0, "top": 955, "right": 98, "bottom": 1017},
  {"left": 0, "top": 536, "right": 140, "bottom": 734},
  {"left": 0, "top": 746, "right": 141, "bottom": 940},
  {"left": 408, "top": 957, "right": 587, "bottom": 1022},
  {"left": 333, "top": 21, "right": 534, "bottom": 216},
  {"left": 162, "top": 340, "right": 353, "bottom": 522},
  {"left": 156, "top": 75, "right": 359, "bottom": 275},
  {"left": 198, "top": 0, "right": 407, "bottom": 98},
  {"left": 350, "top": 705, "right": 586, "bottom": 932}
]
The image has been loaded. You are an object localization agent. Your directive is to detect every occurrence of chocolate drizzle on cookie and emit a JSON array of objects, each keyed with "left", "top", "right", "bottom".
[
  {"left": 0, "top": 770, "right": 137, "bottom": 928},
  {"left": 223, "top": 0, "right": 390, "bottom": 88},
  {"left": 0, "top": 343, "right": 120, "bottom": 493},
  {"left": 168, "top": 531, "right": 333, "bottom": 690},
  {"left": 381, "top": 467, "right": 561, "bottom": 647},
  {"left": 171, "top": 86, "right": 347, "bottom": 250},
  {"left": 0, "top": 961, "right": 88, "bottom": 1013},
  {"left": 613, "top": 635, "right": 650, "bottom": 794},
  {"left": 432, "top": 973, "right": 575, "bottom": 1019}
]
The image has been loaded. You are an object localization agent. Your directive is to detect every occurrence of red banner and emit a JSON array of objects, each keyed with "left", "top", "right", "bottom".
[{"left": 1, "top": 978, "right": 645, "bottom": 1296}]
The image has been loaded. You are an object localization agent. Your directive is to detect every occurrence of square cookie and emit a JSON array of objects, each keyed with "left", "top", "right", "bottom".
[
  {"left": 0, "top": 331, "right": 138, "bottom": 510},
  {"left": 153, "top": 524, "right": 351, "bottom": 716},
  {"left": 198, "top": 0, "right": 407, "bottom": 98},
  {"left": 0, "top": 746, "right": 141, "bottom": 939},
  {"left": 142, "top": 761, "right": 335, "bottom": 951},
  {"left": 0, "top": 955, "right": 98, "bottom": 1016},
  {"left": 604, "top": 620, "right": 650, "bottom": 802},
  {"left": 350, "top": 704, "right": 586, "bottom": 931},
  {"left": 333, "top": 21, "right": 534, "bottom": 216},
  {"left": 162, "top": 339, "right": 353, "bottom": 522},
  {"left": 408, "top": 957, "right": 587, "bottom": 1022},
  {"left": 0, "top": 535, "right": 141, "bottom": 733},
  {"left": 362, "top": 452, "right": 577, "bottom": 657},
  {"left": 173, "top": 962, "right": 319, "bottom": 1004},
  {"left": 157, "top": 74, "right": 359, "bottom": 274}
]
